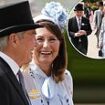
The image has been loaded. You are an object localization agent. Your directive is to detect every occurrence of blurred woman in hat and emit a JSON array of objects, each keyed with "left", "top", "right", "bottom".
[
  {"left": 22, "top": 15, "right": 74, "bottom": 105},
  {"left": 68, "top": 3, "right": 92, "bottom": 55}
]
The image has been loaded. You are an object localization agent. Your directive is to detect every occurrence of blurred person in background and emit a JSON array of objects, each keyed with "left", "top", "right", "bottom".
[
  {"left": 98, "top": 10, "right": 105, "bottom": 57},
  {"left": 93, "top": 1, "right": 104, "bottom": 48},
  {"left": 84, "top": 1, "right": 91, "bottom": 19}
]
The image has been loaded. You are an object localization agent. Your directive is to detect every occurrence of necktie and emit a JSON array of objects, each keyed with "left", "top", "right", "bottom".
[
  {"left": 78, "top": 18, "right": 82, "bottom": 42},
  {"left": 18, "top": 70, "right": 31, "bottom": 105},
  {"left": 78, "top": 18, "right": 81, "bottom": 30}
]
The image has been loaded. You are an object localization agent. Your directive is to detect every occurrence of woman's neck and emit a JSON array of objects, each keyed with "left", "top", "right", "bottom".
[{"left": 34, "top": 61, "right": 51, "bottom": 76}]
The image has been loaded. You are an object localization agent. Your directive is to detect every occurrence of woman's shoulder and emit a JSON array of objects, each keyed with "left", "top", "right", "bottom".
[
  {"left": 62, "top": 70, "right": 73, "bottom": 97},
  {"left": 63, "top": 69, "right": 73, "bottom": 87},
  {"left": 64, "top": 70, "right": 73, "bottom": 79}
]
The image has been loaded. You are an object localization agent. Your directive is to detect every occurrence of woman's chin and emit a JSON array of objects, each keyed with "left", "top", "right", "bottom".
[{"left": 39, "top": 59, "right": 52, "bottom": 64}]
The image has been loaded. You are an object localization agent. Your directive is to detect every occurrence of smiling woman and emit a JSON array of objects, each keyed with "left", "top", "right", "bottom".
[
  {"left": 21, "top": 16, "right": 74, "bottom": 105},
  {"left": 34, "top": 23, "right": 60, "bottom": 73}
]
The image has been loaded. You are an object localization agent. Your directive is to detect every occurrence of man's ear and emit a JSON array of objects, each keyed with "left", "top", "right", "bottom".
[{"left": 8, "top": 33, "right": 19, "bottom": 47}]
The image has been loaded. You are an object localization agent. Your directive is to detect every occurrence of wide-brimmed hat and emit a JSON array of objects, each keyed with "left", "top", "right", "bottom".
[
  {"left": 74, "top": 3, "right": 84, "bottom": 11},
  {"left": 0, "top": 1, "right": 41, "bottom": 37}
]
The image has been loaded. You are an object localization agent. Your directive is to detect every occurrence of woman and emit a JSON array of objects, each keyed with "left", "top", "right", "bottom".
[{"left": 22, "top": 15, "right": 73, "bottom": 105}]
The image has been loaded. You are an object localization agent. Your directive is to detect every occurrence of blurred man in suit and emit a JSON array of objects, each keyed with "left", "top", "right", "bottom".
[
  {"left": 68, "top": 3, "right": 92, "bottom": 55},
  {"left": 93, "top": 1, "right": 104, "bottom": 48}
]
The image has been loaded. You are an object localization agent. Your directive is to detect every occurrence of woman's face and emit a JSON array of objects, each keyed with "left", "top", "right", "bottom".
[{"left": 34, "top": 27, "right": 60, "bottom": 65}]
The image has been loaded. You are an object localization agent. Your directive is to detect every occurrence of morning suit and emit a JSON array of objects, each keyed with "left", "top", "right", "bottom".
[
  {"left": 68, "top": 16, "right": 92, "bottom": 54},
  {"left": 94, "top": 9, "right": 104, "bottom": 30},
  {"left": 0, "top": 57, "right": 29, "bottom": 105},
  {"left": 93, "top": 9, "right": 104, "bottom": 46},
  {"left": 99, "top": 17, "right": 105, "bottom": 57}
]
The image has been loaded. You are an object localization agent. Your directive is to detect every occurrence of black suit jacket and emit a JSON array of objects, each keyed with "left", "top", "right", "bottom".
[
  {"left": 68, "top": 16, "right": 92, "bottom": 54},
  {"left": 0, "top": 57, "right": 29, "bottom": 105}
]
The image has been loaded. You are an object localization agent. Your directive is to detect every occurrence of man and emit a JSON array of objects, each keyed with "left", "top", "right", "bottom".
[
  {"left": 68, "top": 3, "right": 92, "bottom": 55},
  {"left": 93, "top": 1, "right": 104, "bottom": 48},
  {"left": 0, "top": 1, "right": 42, "bottom": 105}
]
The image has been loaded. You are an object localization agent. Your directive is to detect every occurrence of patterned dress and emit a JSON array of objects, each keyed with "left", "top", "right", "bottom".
[{"left": 22, "top": 62, "right": 74, "bottom": 105}]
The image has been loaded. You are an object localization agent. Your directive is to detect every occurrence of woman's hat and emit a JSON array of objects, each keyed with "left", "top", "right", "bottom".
[
  {"left": 74, "top": 3, "right": 84, "bottom": 11},
  {"left": 33, "top": 14, "right": 55, "bottom": 24},
  {"left": 0, "top": 1, "right": 41, "bottom": 37}
]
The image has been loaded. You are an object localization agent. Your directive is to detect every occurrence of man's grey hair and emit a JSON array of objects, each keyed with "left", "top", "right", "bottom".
[
  {"left": 0, "top": 36, "right": 8, "bottom": 51},
  {"left": 0, "top": 31, "right": 25, "bottom": 51}
]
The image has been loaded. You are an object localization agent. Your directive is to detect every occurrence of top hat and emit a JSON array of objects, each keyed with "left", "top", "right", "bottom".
[
  {"left": 74, "top": 3, "right": 84, "bottom": 11},
  {"left": 0, "top": 1, "right": 42, "bottom": 37}
]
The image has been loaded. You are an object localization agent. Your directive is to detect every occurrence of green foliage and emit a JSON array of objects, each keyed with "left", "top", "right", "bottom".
[{"left": 82, "top": 0, "right": 101, "bottom": 3}]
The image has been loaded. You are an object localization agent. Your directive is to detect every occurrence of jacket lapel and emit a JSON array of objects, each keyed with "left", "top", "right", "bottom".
[{"left": 0, "top": 57, "right": 29, "bottom": 105}]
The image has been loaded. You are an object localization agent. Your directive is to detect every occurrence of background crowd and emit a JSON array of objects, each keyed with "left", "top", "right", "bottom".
[
  {"left": 83, "top": 0, "right": 105, "bottom": 58},
  {"left": 68, "top": 0, "right": 105, "bottom": 58}
]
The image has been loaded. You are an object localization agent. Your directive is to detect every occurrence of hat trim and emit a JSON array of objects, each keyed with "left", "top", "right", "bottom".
[{"left": 0, "top": 24, "right": 42, "bottom": 37}]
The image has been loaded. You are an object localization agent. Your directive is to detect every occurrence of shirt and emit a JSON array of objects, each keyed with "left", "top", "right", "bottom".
[
  {"left": 76, "top": 16, "right": 82, "bottom": 30},
  {"left": 22, "top": 61, "right": 74, "bottom": 105},
  {"left": 0, "top": 51, "right": 19, "bottom": 79}
]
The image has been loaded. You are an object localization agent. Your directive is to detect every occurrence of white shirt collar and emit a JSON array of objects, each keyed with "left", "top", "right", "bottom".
[
  {"left": 0, "top": 51, "right": 19, "bottom": 75},
  {"left": 76, "top": 16, "right": 82, "bottom": 21}
]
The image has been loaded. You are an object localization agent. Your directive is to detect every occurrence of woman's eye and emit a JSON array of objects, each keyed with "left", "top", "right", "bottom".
[
  {"left": 49, "top": 38, "right": 57, "bottom": 42},
  {"left": 36, "top": 38, "right": 44, "bottom": 42}
]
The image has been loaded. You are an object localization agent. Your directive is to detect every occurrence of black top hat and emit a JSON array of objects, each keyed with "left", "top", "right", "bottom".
[
  {"left": 0, "top": 1, "right": 41, "bottom": 37},
  {"left": 74, "top": 3, "right": 84, "bottom": 11}
]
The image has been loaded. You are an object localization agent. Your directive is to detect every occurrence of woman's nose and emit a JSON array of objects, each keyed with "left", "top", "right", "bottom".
[{"left": 43, "top": 40, "right": 49, "bottom": 47}]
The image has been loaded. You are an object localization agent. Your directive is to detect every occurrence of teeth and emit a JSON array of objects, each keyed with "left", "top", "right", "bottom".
[{"left": 41, "top": 51, "right": 51, "bottom": 54}]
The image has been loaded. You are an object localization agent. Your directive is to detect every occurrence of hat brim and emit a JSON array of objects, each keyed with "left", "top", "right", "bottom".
[
  {"left": 74, "top": 9, "right": 84, "bottom": 11},
  {"left": 0, "top": 23, "right": 42, "bottom": 37}
]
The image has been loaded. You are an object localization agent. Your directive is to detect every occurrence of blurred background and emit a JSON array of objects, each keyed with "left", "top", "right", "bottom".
[
  {"left": 0, "top": 0, "right": 105, "bottom": 104},
  {"left": 0, "top": 0, "right": 78, "bottom": 17}
]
